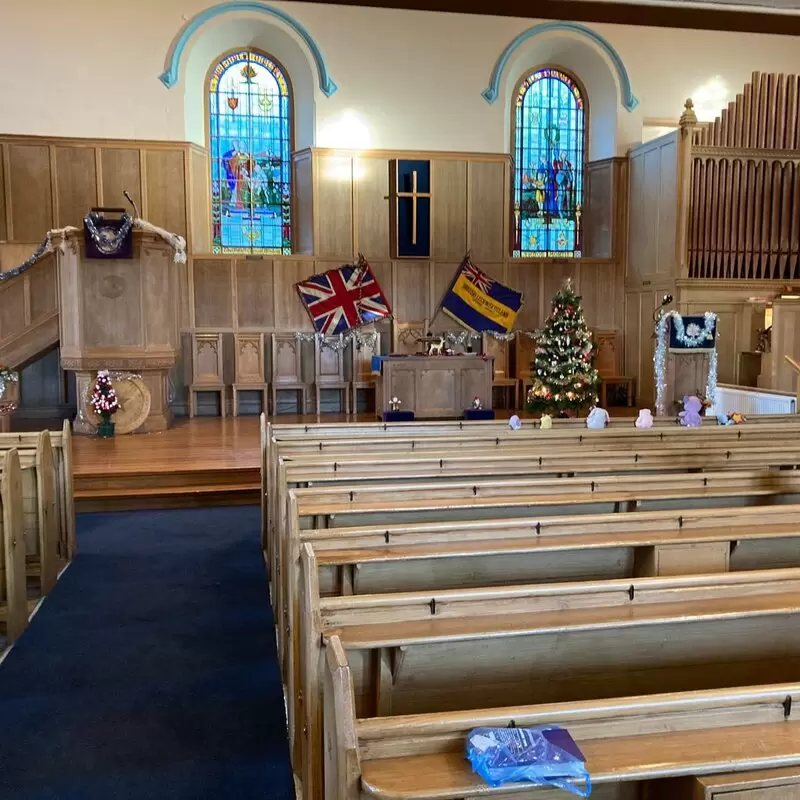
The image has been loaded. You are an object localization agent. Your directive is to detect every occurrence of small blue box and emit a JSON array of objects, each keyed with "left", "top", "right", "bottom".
[
  {"left": 380, "top": 410, "right": 416, "bottom": 421},
  {"left": 464, "top": 409, "right": 496, "bottom": 420}
]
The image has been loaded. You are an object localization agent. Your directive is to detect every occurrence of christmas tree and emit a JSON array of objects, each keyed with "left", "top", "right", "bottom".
[
  {"left": 90, "top": 370, "right": 119, "bottom": 420},
  {"left": 527, "top": 279, "right": 600, "bottom": 415}
]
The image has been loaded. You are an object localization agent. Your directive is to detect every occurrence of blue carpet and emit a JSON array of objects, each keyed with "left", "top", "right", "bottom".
[{"left": 0, "top": 506, "right": 294, "bottom": 800}]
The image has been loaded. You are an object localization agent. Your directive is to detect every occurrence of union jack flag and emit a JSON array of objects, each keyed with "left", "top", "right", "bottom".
[
  {"left": 296, "top": 260, "right": 391, "bottom": 336},
  {"left": 462, "top": 260, "right": 494, "bottom": 294}
]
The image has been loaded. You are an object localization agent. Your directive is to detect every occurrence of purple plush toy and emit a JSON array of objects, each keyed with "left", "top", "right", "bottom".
[{"left": 678, "top": 395, "right": 704, "bottom": 427}]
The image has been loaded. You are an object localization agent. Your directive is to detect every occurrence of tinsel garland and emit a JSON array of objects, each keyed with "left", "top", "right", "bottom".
[
  {"left": 654, "top": 311, "right": 718, "bottom": 416},
  {"left": 295, "top": 330, "right": 380, "bottom": 352},
  {"left": 0, "top": 226, "right": 81, "bottom": 282},
  {"left": 0, "top": 216, "right": 186, "bottom": 283},
  {"left": 84, "top": 212, "right": 134, "bottom": 255},
  {"left": 0, "top": 368, "right": 18, "bottom": 398}
]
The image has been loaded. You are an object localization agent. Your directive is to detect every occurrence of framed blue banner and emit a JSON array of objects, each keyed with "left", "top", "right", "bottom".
[
  {"left": 391, "top": 159, "right": 431, "bottom": 258},
  {"left": 668, "top": 314, "right": 717, "bottom": 353}
]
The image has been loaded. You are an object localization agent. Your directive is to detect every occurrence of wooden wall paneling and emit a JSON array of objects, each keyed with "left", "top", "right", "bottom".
[
  {"left": 430, "top": 262, "right": 459, "bottom": 330},
  {"left": 506, "top": 261, "right": 541, "bottom": 331},
  {"left": 392, "top": 260, "right": 430, "bottom": 323},
  {"left": 176, "top": 256, "right": 191, "bottom": 333},
  {"left": 581, "top": 262, "right": 624, "bottom": 331},
  {"left": 192, "top": 258, "right": 233, "bottom": 329},
  {"left": 613, "top": 157, "right": 629, "bottom": 265},
  {"left": 235, "top": 259, "right": 275, "bottom": 329},
  {"left": 54, "top": 146, "right": 98, "bottom": 228},
  {"left": 188, "top": 146, "right": 210, "bottom": 253},
  {"left": 274, "top": 259, "right": 316, "bottom": 331},
  {"left": 100, "top": 148, "right": 142, "bottom": 213},
  {"left": 627, "top": 148, "right": 648, "bottom": 282},
  {"left": 542, "top": 263, "right": 578, "bottom": 312},
  {"left": 369, "top": 261, "right": 393, "bottom": 315},
  {"left": 432, "top": 160, "right": 467, "bottom": 262},
  {"left": 28, "top": 257, "right": 57, "bottom": 322},
  {"left": 585, "top": 160, "right": 614, "bottom": 259},
  {"left": 0, "top": 277, "right": 26, "bottom": 341},
  {"left": 0, "top": 143, "right": 7, "bottom": 241},
  {"left": 354, "top": 157, "right": 390, "bottom": 259},
  {"left": 655, "top": 142, "right": 678, "bottom": 277},
  {"left": 467, "top": 160, "right": 506, "bottom": 263},
  {"left": 314, "top": 153, "right": 354, "bottom": 259},
  {"left": 293, "top": 150, "right": 314, "bottom": 256},
  {"left": 143, "top": 149, "right": 187, "bottom": 238},
  {"left": 7, "top": 143, "right": 53, "bottom": 241}
]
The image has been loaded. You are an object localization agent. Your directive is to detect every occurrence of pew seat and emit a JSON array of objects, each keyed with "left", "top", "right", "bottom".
[{"left": 324, "top": 638, "right": 800, "bottom": 800}]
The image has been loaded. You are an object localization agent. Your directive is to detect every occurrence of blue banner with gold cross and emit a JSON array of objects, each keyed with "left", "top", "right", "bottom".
[
  {"left": 440, "top": 255, "right": 523, "bottom": 333},
  {"left": 393, "top": 159, "right": 431, "bottom": 258}
]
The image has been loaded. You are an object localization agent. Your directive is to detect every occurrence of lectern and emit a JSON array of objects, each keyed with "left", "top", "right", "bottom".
[{"left": 57, "top": 231, "right": 179, "bottom": 433}]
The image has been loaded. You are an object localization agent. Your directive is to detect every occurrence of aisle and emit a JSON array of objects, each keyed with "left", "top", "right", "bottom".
[{"left": 0, "top": 506, "right": 294, "bottom": 800}]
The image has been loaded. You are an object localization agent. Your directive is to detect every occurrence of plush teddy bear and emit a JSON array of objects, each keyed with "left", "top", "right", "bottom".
[
  {"left": 508, "top": 414, "right": 522, "bottom": 431},
  {"left": 678, "top": 395, "right": 704, "bottom": 427},
  {"left": 635, "top": 409, "right": 654, "bottom": 429},
  {"left": 539, "top": 414, "right": 552, "bottom": 430},
  {"left": 586, "top": 407, "right": 610, "bottom": 429}
]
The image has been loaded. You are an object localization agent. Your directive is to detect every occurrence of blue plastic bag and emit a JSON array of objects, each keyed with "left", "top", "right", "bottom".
[{"left": 465, "top": 725, "right": 591, "bottom": 797}]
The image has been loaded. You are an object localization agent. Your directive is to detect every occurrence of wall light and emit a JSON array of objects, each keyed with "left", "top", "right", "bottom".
[
  {"left": 691, "top": 76, "right": 730, "bottom": 122},
  {"left": 318, "top": 110, "right": 372, "bottom": 150}
]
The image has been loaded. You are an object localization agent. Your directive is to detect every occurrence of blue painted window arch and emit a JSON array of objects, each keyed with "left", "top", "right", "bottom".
[
  {"left": 208, "top": 48, "right": 292, "bottom": 255},
  {"left": 513, "top": 67, "right": 587, "bottom": 258}
]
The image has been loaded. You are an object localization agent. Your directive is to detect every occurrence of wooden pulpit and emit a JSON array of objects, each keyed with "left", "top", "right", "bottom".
[
  {"left": 665, "top": 352, "right": 710, "bottom": 414},
  {"left": 57, "top": 230, "right": 179, "bottom": 434}
]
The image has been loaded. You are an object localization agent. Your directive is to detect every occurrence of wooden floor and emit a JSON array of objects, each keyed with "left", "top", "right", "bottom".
[{"left": 73, "top": 409, "right": 638, "bottom": 511}]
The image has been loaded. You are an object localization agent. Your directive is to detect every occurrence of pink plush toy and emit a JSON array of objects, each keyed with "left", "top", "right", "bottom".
[{"left": 678, "top": 395, "right": 704, "bottom": 427}]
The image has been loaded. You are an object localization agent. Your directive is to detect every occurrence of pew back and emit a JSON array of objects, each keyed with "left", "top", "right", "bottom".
[{"left": 0, "top": 449, "right": 26, "bottom": 643}]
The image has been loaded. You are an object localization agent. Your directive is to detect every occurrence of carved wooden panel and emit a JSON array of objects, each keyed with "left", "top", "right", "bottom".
[
  {"left": 55, "top": 146, "right": 97, "bottom": 228},
  {"left": 352, "top": 329, "right": 381, "bottom": 381},
  {"left": 272, "top": 333, "right": 303, "bottom": 385},
  {"left": 392, "top": 321, "right": 425, "bottom": 355},
  {"left": 482, "top": 335, "right": 510, "bottom": 377},
  {"left": 8, "top": 143, "right": 53, "bottom": 241},
  {"left": 594, "top": 331, "right": 622, "bottom": 377},
  {"left": 432, "top": 160, "right": 467, "bottom": 261},
  {"left": 100, "top": 148, "right": 142, "bottom": 213},
  {"left": 513, "top": 333, "right": 536, "bottom": 379},
  {"left": 315, "top": 338, "right": 346, "bottom": 384},
  {"left": 144, "top": 149, "right": 187, "bottom": 238},
  {"left": 192, "top": 333, "right": 224, "bottom": 386},
  {"left": 234, "top": 333, "right": 265, "bottom": 384},
  {"left": 467, "top": 161, "right": 505, "bottom": 262}
]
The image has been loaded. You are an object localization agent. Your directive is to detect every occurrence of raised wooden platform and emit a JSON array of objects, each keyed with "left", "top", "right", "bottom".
[
  {"left": 74, "top": 417, "right": 262, "bottom": 511},
  {"left": 73, "top": 410, "right": 639, "bottom": 511}
]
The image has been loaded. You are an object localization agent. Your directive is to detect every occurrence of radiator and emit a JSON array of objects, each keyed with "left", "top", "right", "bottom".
[{"left": 708, "top": 384, "right": 797, "bottom": 417}]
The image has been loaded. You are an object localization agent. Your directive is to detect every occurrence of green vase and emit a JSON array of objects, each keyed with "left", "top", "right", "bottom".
[{"left": 97, "top": 413, "right": 115, "bottom": 438}]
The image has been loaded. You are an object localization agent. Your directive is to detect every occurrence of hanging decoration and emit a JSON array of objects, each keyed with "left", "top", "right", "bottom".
[
  {"left": 654, "top": 310, "right": 718, "bottom": 416},
  {"left": 132, "top": 218, "right": 187, "bottom": 264},
  {"left": 294, "top": 330, "right": 380, "bottom": 352},
  {"left": 83, "top": 210, "right": 135, "bottom": 258},
  {"left": 0, "top": 226, "right": 81, "bottom": 282},
  {"left": 0, "top": 366, "right": 19, "bottom": 398}
]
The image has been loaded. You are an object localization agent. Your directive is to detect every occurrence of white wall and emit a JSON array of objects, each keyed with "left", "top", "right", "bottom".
[{"left": 1, "top": 0, "right": 799, "bottom": 156}]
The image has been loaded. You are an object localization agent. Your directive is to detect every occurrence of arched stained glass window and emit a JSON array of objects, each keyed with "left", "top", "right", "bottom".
[
  {"left": 513, "top": 68, "right": 586, "bottom": 258},
  {"left": 208, "top": 49, "right": 292, "bottom": 254}
]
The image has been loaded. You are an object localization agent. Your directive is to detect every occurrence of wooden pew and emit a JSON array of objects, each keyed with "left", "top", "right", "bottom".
[
  {"left": 0, "top": 431, "right": 60, "bottom": 595},
  {"left": 0, "top": 420, "right": 76, "bottom": 562},
  {"left": 0, "top": 449, "right": 27, "bottom": 644},
  {"left": 301, "top": 566, "right": 800, "bottom": 799},
  {"left": 261, "top": 414, "right": 800, "bottom": 550},
  {"left": 307, "top": 503, "right": 800, "bottom": 596},
  {"left": 323, "top": 644, "right": 800, "bottom": 800},
  {"left": 276, "top": 469, "right": 800, "bottom": 681}
]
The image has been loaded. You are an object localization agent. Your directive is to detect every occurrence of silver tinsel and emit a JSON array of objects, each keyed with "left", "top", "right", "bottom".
[
  {"left": 294, "top": 330, "right": 379, "bottom": 352},
  {"left": 654, "top": 311, "right": 718, "bottom": 416},
  {"left": 0, "top": 369, "right": 19, "bottom": 397},
  {"left": 84, "top": 212, "right": 134, "bottom": 255},
  {"left": 0, "top": 239, "right": 51, "bottom": 282}
]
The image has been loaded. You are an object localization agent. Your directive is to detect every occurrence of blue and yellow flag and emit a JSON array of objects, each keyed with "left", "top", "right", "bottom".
[{"left": 440, "top": 256, "right": 523, "bottom": 333}]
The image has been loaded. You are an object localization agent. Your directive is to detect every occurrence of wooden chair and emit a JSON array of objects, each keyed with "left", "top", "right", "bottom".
[
  {"left": 313, "top": 337, "right": 350, "bottom": 415},
  {"left": 189, "top": 333, "right": 226, "bottom": 418},
  {"left": 594, "top": 330, "right": 636, "bottom": 408},
  {"left": 483, "top": 334, "right": 519, "bottom": 409},
  {"left": 513, "top": 332, "right": 536, "bottom": 408},
  {"left": 271, "top": 333, "right": 308, "bottom": 416},
  {"left": 391, "top": 321, "right": 426, "bottom": 355},
  {"left": 232, "top": 333, "right": 268, "bottom": 417},
  {"left": 350, "top": 330, "right": 381, "bottom": 413}
]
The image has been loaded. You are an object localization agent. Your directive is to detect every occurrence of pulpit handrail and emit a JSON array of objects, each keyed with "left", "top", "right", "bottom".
[{"left": 785, "top": 354, "right": 800, "bottom": 374}]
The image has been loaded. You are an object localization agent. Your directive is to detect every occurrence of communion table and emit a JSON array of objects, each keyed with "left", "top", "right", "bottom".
[{"left": 375, "top": 355, "right": 493, "bottom": 419}]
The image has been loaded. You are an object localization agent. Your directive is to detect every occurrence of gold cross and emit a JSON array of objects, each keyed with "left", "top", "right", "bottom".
[{"left": 396, "top": 170, "right": 431, "bottom": 245}]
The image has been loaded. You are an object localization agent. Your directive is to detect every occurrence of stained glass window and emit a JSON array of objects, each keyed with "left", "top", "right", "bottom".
[
  {"left": 208, "top": 49, "right": 292, "bottom": 255},
  {"left": 513, "top": 68, "right": 585, "bottom": 258}
]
